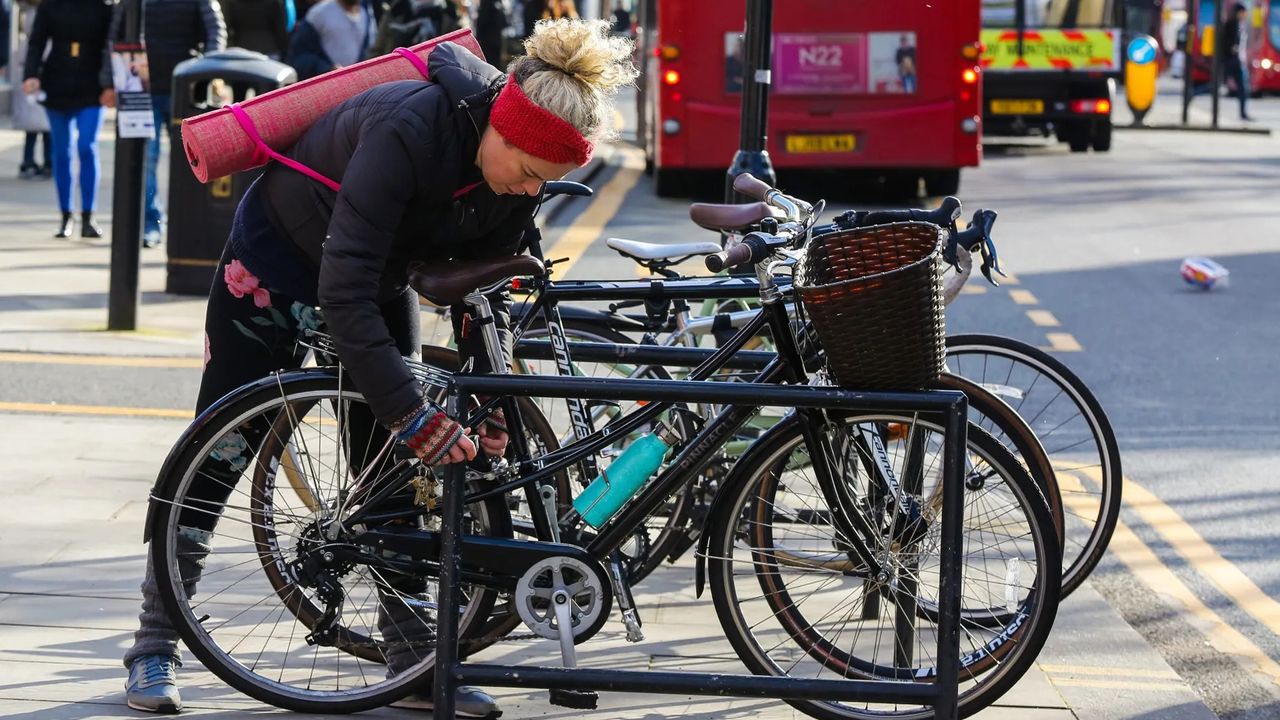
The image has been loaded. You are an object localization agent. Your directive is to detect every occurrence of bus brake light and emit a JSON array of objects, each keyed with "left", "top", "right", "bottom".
[
  {"left": 664, "top": 70, "right": 681, "bottom": 86},
  {"left": 962, "top": 68, "right": 979, "bottom": 84}
]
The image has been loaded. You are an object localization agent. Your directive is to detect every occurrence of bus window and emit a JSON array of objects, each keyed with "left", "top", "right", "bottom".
[{"left": 1271, "top": 0, "right": 1280, "bottom": 49}]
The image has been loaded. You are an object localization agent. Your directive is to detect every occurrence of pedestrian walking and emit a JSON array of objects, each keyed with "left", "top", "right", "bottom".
[
  {"left": 1221, "top": 1, "right": 1253, "bottom": 120},
  {"left": 223, "top": 0, "right": 290, "bottom": 59},
  {"left": 542, "top": 0, "right": 574, "bottom": 20},
  {"left": 287, "top": 0, "right": 375, "bottom": 78},
  {"left": 122, "top": 18, "right": 636, "bottom": 716},
  {"left": 10, "top": 0, "right": 54, "bottom": 180},
  {"left": 519, "top": 0, "right": 543, "bottom": 39},
  {"left": 137, "top": 0, "right": 226, "bottom": 248},
  {"left": 473, "top": 0, "right": 505, "bottom": 66},
  {"left": 368, "top": 0, "right": 454, "bottom": 59},
  {"left": 21, "top": 0, "right": 114, "bottom": 239}
]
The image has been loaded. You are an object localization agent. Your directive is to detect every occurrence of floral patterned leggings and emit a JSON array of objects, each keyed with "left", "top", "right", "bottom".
[
  {"left": 125, "top": 246, "right": 423, "bottom": 668},
  {"left": 183, "top": 246, "right": 421, "bottom": 529}
]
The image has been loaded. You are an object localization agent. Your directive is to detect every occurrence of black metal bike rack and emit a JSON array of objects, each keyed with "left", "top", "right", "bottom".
[{"left": 436, "top": 374, "right": 969, "bottom": 720}]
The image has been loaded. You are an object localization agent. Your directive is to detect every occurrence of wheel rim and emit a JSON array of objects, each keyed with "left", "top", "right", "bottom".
[{"left": 711, "top": 413, "right": 1058, "bottom": 719}]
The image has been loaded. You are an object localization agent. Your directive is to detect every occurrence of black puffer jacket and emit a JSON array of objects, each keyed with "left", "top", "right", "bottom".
[
  {"left": 256, "top": 42, "right": 539, "bottom": 425},
  {"left": 22, "top": 0, "right": 114, "bottom": 111},
  {"left": 143, "top": 0, "right": 226, "bottom": 94}
]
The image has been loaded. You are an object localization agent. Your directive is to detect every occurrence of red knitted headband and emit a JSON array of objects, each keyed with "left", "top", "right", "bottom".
[{"left": 490, "top": 74, "right": 594, "bottom": 167}]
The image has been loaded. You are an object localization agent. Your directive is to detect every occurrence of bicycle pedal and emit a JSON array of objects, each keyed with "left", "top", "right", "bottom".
[{"left": 549, "top": 689, "right": 599, "bottom": 709}]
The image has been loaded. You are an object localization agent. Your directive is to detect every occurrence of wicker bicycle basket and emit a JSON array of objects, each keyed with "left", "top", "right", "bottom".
[{"left": 796, "top": 221, "right": 947, "bottom": 390}]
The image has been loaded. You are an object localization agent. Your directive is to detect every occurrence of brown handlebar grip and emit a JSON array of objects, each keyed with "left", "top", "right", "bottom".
[
  {"left": 732, "top": 173, "right": 773, "bottom": 201},
  {"left": 705, "top": 242, "right": 755, "bottom": 273}
]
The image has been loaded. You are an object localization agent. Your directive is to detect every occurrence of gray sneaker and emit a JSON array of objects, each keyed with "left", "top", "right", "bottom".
[
  {"left": 391, "top": 687, "right": 502, "bottom": 718},
  {"left": 126, "top": 654, "right": 182, "bottom": 714}
]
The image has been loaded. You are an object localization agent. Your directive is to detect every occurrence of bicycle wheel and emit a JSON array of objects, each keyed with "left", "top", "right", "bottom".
[
  {"left": 514, "top": 317, "right": 697, "bottom": 584},
  {"left": 946, "top": 333, "right": 1122, "bottom": 596},
  {"left": 707, "top": 410, "right": 1061, "bottom": 720},
  {"left": 148, "top": 368, "right": 509, "bottom": 713}
]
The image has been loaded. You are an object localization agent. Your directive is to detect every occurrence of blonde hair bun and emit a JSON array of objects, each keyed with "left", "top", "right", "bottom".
[{"left": 509, "top": 18, "right": 639, "bottom": 142}]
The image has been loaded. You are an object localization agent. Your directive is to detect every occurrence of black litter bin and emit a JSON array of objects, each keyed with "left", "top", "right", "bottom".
[{"left": 166, "top": 49, "right": 297, "bottom": 295}]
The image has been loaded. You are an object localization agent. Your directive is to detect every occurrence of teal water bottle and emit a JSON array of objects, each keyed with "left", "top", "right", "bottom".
[{"left": 573, "top": 424, "right": 681, "bottom": 529}]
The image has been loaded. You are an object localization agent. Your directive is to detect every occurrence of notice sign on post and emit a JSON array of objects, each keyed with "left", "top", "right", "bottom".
[{"left": 111, "top": 44, "right": 155, "bottom": 139}]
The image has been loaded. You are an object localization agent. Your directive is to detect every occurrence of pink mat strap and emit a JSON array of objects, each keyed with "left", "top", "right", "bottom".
[
  {"left": 394, "top": 47, "right": 432, "bottom": 79},
  {"left": 229, "top": 103, "right": 342, "bottom": 193},
  {"left": 452, "top": 181, "right": 482, "bottom": 199}
]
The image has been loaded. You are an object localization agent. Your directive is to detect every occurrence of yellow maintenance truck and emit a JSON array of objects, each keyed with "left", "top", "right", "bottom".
[{"left": 981, "top": 0, "right": 1123, "bottom": 152}]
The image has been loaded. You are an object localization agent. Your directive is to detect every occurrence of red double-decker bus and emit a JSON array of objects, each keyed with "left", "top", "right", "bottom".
[
  {"left": 634, "top": 0, "right": 984, "bottom": 198},
  {"left": 1249, "top": 0, "right": 1280, "bottom": 93}
]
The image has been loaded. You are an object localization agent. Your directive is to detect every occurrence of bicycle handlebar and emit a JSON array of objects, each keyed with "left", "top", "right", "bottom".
[
  {"left": 731, "top": 173, "right": 813, "bottom": 222},
  {"left": 704, "top": 230, "right": 795, "bottom": 272},
  {"left": 848, "top": 196, "right": 962, "bottom": 229},
  {"left": 543, "top": 180, "right": 594, "bottom": 200},
  {"left": 953, "top": 208, "right": 1003, "bottom": 283},
  {"left": 732, "top": 173, "right": 774, "bottom": 201}
]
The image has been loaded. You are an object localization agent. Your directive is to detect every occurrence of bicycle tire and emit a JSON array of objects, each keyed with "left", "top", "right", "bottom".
[
  {"left": 946, "top": 333, "right": 1122, "bottom": 597},
  {"left": 149, "top": 369, "right": 509, "bottom": 713},
  {"left": 707, "top": 410, "right": 1061, "bottom": 720}
]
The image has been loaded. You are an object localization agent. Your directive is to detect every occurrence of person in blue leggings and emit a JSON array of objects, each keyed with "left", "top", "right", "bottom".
[{"left": 21, "top": 0, "right": 115, "bottom": 238}]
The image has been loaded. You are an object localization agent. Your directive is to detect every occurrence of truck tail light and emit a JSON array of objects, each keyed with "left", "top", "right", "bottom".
[{"left": 1071, "top": 99, "right": 1111, "bottom": 114}]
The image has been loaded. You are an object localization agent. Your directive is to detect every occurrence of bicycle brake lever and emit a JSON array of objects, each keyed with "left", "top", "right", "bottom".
[{"left": 971, "top": 210, "right": 1004, "bottom": 285}]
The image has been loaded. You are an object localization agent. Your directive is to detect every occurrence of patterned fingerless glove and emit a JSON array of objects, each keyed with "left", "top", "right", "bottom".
[{"left": 393, "top": 404, "right": 466, "bottom": 465}]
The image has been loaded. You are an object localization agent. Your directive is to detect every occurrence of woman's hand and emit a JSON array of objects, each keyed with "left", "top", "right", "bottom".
[
  {"left": 477, "top": 408, "right": 509, "bottom": 457},
  {"left": 100, "top": 89, "right": 117, "bottom": 108},
  {"left": 433, "top": 430, "right": 477, "bottom": 465},
  {"left": 400, "top": 408, "right": 477, "bottom": 465},
  {"left": 22, "top": 78, "right": 40, "bottom": 95}
]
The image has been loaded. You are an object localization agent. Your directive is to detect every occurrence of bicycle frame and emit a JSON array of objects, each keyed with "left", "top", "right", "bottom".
[{"left": 498, "top": 256, "right": 953, "bottom": 579}]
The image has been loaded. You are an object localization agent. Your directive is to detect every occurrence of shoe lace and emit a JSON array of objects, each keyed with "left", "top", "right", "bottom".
[{"left": 140, "top": 657, "right": 177, "bottom": 685}]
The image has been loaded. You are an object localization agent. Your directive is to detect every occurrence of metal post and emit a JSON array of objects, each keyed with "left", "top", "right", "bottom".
[
  {"left": 1182, "top": 13, "right": 1194, "bottom": 126},
  {"left": 107, "top": 0, "right": 146, "bottom": 330},
  {"left": 934, "top": 395, "right": 968, "bottom": 720},
  {"left": 1210, "top": 2, "right": 1222, "bottom": 129},
  {"left": 725, "top": 0, "right": 776, "bottom": 203},
  {"left": 431, "top": 385, "right": 466, "bottom": 720}
]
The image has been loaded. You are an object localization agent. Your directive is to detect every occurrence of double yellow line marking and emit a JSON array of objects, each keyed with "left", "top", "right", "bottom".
[{"left": 1059, "top": 465, "right": 1280, "bottom": 695}]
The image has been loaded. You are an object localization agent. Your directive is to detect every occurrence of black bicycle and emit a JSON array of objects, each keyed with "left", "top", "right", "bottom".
[{"left": 145, "top": 183, "right": 1061, "bottom": 719}]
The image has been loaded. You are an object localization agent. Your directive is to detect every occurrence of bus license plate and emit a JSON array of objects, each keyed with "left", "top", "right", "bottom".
[
  {"left": 785, "top": 134, "right": 857, "bottom": 153},
  {"left": 990, "top": 99, "right": 1044, "bottom": 115}
]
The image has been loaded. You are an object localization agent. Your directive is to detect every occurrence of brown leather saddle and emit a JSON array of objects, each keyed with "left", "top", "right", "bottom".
[{"left": 408, "top": 255, "right": 545, "bottom": 306}]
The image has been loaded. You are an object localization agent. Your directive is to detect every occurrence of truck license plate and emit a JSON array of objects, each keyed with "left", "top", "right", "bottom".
[{"left": 990, "top": 99, "right": 1045, "bottom": 114}]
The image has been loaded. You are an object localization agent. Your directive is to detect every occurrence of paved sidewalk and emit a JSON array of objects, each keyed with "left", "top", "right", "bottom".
[
  {"left": 1112, "top": 76, "right": 1270, "bottom": 132},
  {"left": 0, "top": 124, "right": 1221, "bottom": 719}
]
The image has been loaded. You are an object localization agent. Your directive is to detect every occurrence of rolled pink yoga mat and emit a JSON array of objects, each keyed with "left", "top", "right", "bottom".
[{"left": 181, "top": 28, "right": 483, "bottom": 183}]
